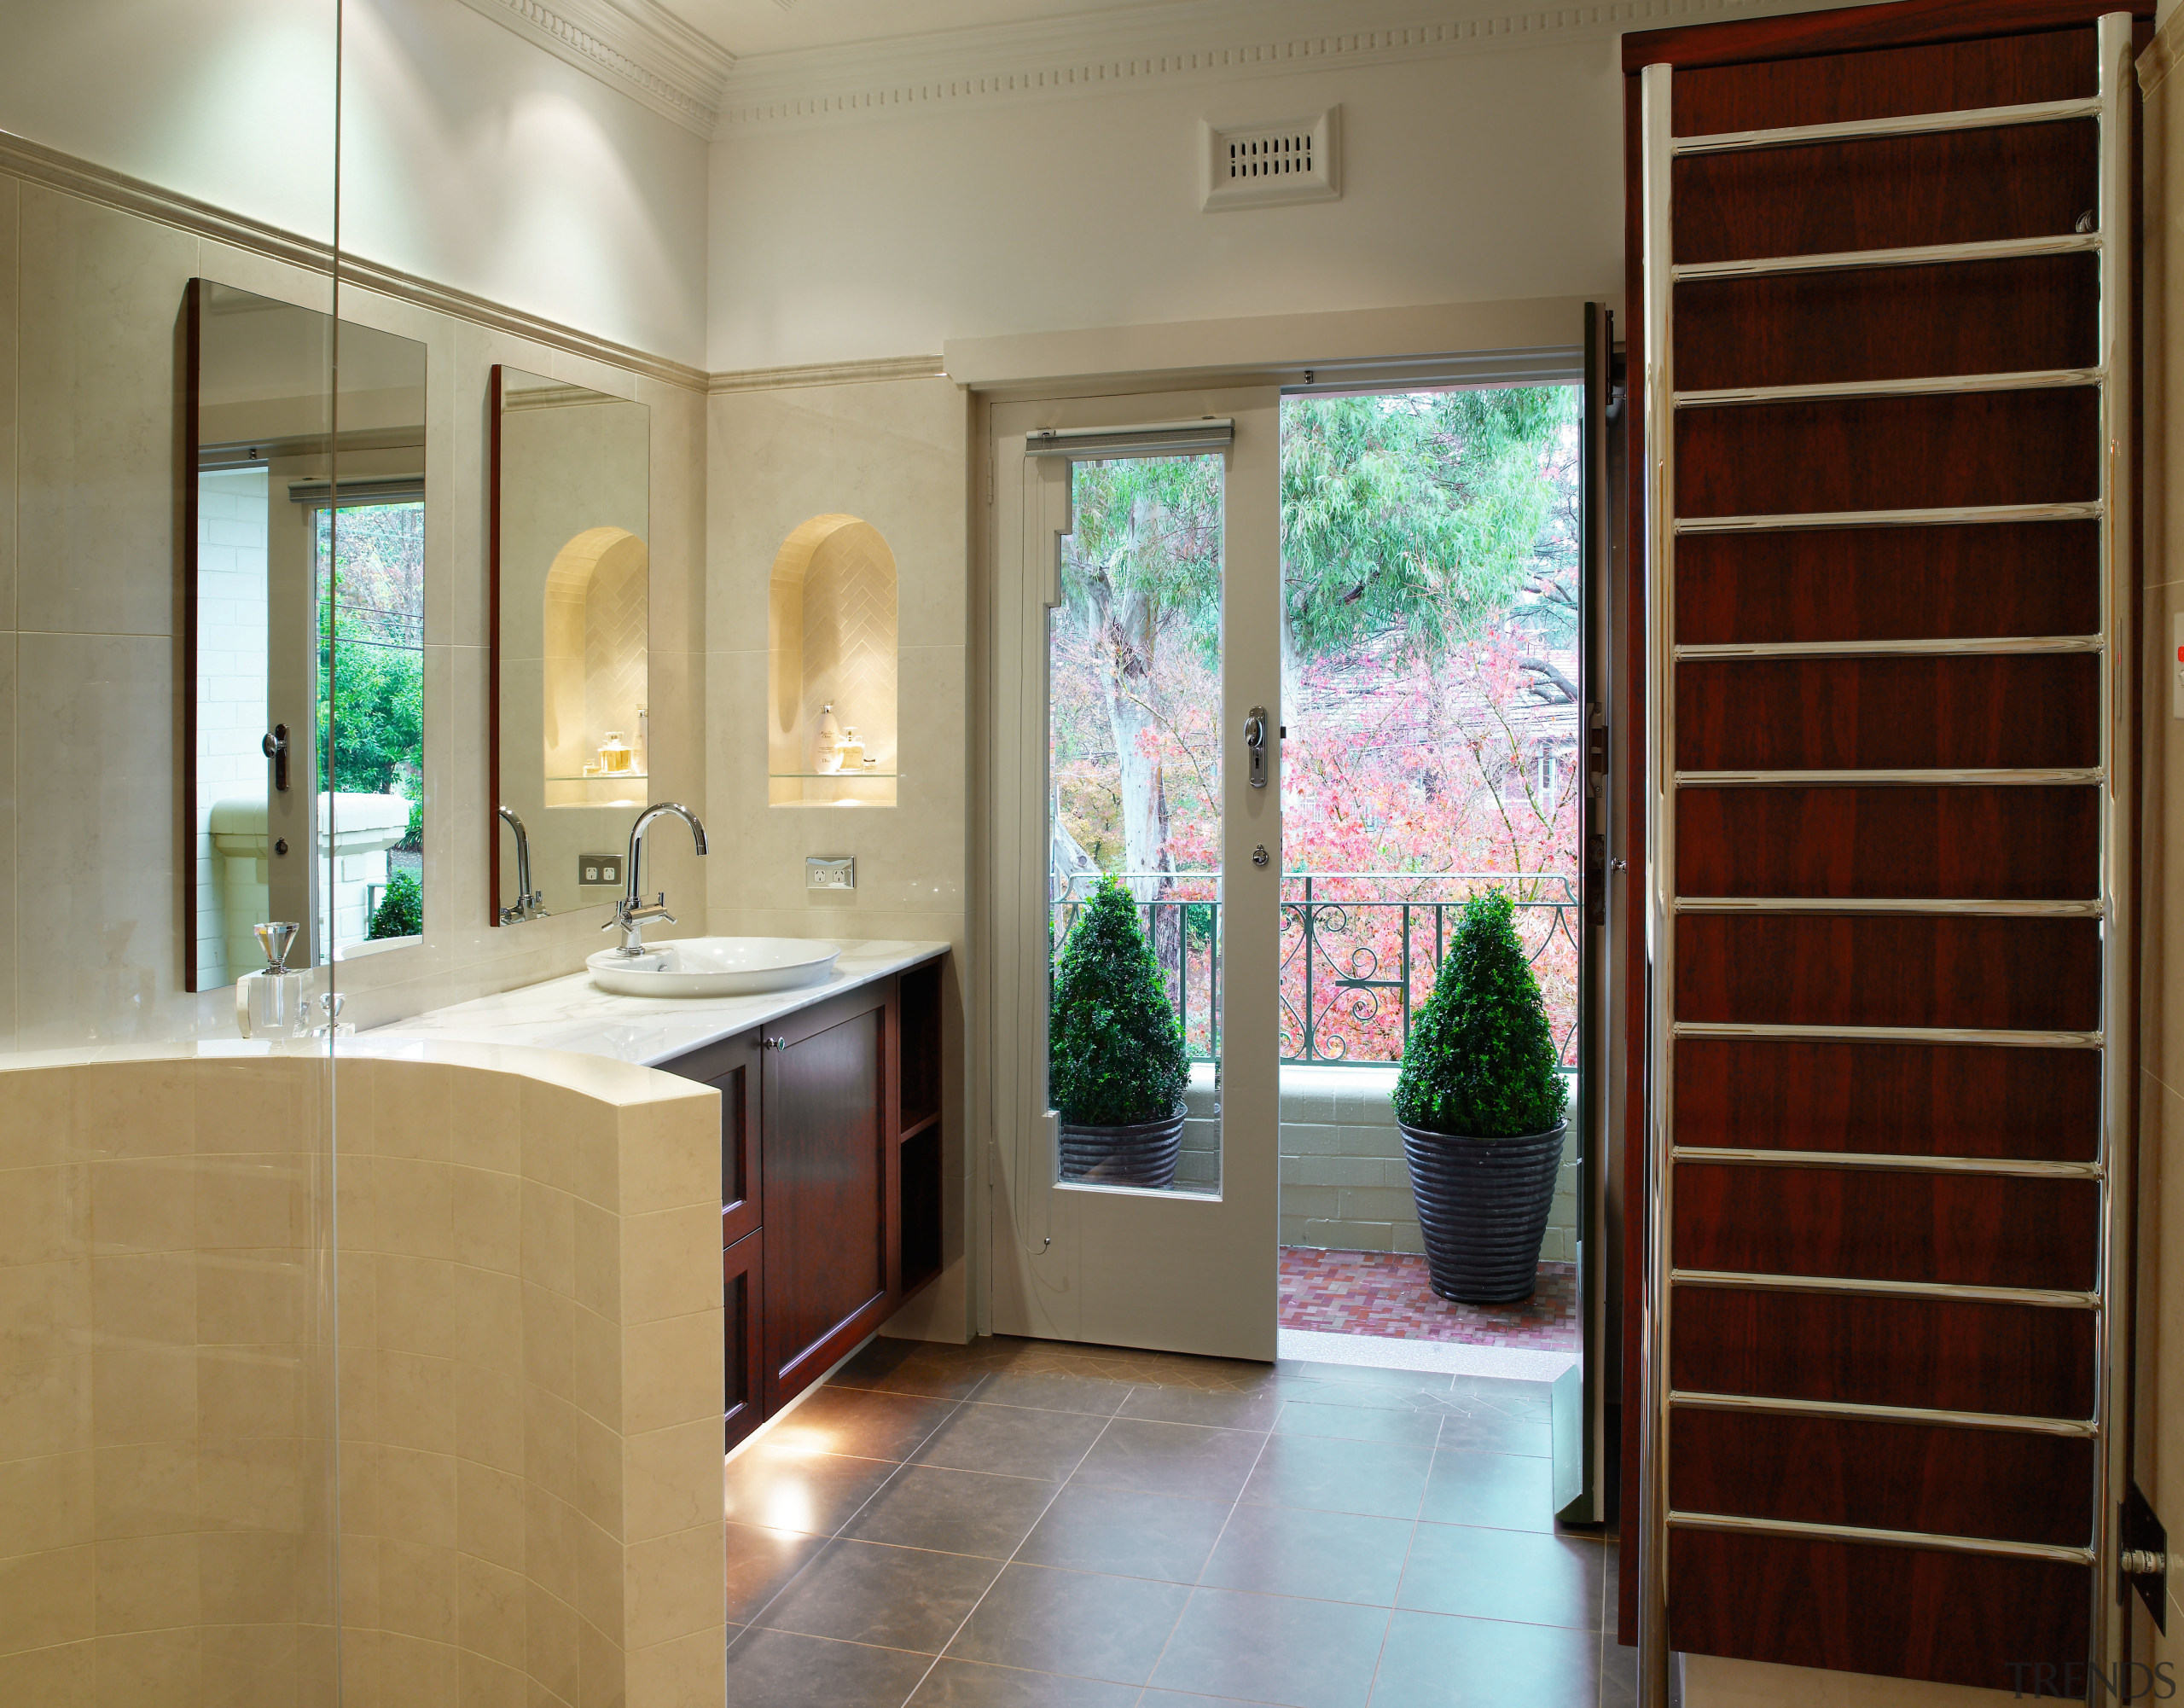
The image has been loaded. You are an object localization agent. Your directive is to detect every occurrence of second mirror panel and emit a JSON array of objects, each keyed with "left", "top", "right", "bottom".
[{"left": 491, "top": 367, "right": 651, "bottom": 922}]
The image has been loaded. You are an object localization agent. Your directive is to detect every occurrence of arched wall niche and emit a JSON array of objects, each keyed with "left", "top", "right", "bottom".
[
  {"left": 768, "top": 513, "right": 899, "bottom": 807},
  {"left": 543, "top": 524, "right": 650, "bottom": 802}
]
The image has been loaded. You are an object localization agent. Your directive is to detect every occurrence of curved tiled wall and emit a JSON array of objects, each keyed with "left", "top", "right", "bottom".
[{"left": 0, "top": 1043, "right": 726, "bottom": 1708}]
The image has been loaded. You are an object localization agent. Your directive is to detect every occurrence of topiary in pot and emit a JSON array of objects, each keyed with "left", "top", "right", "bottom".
[
  {"left": 1394, "top": 888, "right": 1571, "bottom": 1303},
  {"left": 1050, "top": 874, "right": 1191, "bottom": 1188}
]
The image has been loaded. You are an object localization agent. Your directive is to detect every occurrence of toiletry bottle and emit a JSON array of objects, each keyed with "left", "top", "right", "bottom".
[
  {"left": 837, "top": 727, "right": 866, "bottom": 770},
  {"left": 814, "top": 703, "right": 844, "bottom": 775},
  {"left": 236, "top": 921, "right": 311, "bottom": 1038},
  {"left": 600, "top": 732, "right": 632, "bottom": 775}
]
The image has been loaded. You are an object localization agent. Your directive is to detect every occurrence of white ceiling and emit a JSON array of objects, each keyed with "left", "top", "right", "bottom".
[{"left": 660, "top": 0, "right": 1182, "bottom": 59}]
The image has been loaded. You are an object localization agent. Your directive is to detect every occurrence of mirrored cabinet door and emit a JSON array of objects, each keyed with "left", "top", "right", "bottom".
[
  {"left": 490, "top": 365, "right": 651, "bottom": 924},
  {"left": 184, "top": 279, "right": 428, "bottom": 991}
]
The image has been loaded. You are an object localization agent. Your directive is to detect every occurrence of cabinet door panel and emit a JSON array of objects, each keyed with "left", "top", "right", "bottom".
[
  {"left": 763, "top": 991, "right": 891, "bottom": 1409},
  {"left": 724, "top": 1228, "right": 765, "bottom": 1450},
  {"left": 712, "top": 1035, "right": 763, "bottom": 1247}
]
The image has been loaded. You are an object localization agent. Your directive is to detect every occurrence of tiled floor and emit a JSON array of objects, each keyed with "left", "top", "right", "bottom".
[
  {"left": 1279, "top": 1251, "right": 1580, "bottom": 1351},
  {"left": 724, "top": 1333, "right": 1636, "bottom": 1707}
]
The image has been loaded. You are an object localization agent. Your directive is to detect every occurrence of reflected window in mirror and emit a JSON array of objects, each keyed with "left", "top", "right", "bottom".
[
  {"left": 490, "top": 366, "right": 650, "bottom": 925},
  {"left": 184, "top": 279, "right": 428, "bottom": 991}
]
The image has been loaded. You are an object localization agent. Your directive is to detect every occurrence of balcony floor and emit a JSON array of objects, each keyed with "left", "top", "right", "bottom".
[{"left": 1280, "top": 1249, "right": 1579, "bottom": 1353}]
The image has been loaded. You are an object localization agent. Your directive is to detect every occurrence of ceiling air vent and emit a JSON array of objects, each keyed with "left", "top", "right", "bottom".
[{"left": 1203, "top": 107, "right": 1340, "bottom": 212}]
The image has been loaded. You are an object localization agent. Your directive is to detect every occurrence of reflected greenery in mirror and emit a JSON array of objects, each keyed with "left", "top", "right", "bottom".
[
  {"left": 184, "top": 279, "right": 428, "bottom": 991},
  {"left": 490, "top": 366, "right": 650, "bottom": 924}
]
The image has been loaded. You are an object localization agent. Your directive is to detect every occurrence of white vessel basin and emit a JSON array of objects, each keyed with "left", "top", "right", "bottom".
[{"left": 586, "top": 937, "right": 841, "bottom": 998}]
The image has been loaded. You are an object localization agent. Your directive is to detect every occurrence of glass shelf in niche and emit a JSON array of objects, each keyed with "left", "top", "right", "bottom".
[
  {"left": 770, "top": 770, "right": 903, "bottom": 781},
  {"left": 546, "top": 770, "right": 649, "bottom": 782}
]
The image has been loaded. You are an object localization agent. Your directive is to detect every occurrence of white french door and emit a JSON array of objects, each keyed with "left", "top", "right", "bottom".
[{"left": 987, "top": 387, "right": 1281, "bottom": 1360}]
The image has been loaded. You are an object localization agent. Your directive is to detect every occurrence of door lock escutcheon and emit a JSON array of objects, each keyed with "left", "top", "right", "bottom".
[
  {"left": 1244, "top": 706, "right": 1269, "bottom": 788},
  {"left": 262, "top": 723, "right": 290, "bottom": 793}
]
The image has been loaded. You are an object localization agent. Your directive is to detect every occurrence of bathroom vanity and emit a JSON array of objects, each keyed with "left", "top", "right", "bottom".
[{"left": 384, "top": 938, "right": 950, "bottom": 1446}]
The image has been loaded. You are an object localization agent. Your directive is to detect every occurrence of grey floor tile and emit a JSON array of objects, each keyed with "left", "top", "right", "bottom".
[
  {"left": 768, "top": 1385, "right": 962, "bottom": 1461},
  {"left": 723, "top": 1627, "right": 935, "bottom": 1708},
  {"left": 1417, "top": 1449, "right": 1556, "bottom": 1534},
  {"left": 915, "top": 1401, "right": 1112, "bottom": 1481},
  {"left": 757, "top": 1537, "right": 1002, "bottom": 1653},
  {"left": 1240, "top": 1433, "right": 1434, "bottom": 1521},
  {"left": 944, "top": 1562, "right": 1190, "bottom": 1684},
  {"left": 1369, "top": 1609, "right": 1600, "bottom": 1706},
  {"left": 908, "top": 1658, "right": 1141, "bottom": 1706},
  {"left": 1436, "top": 1409, "right": 1553, "bottom": 1458},
  {"left": 1272, "top": 1377, "right": 1456, "bottom": 1415},
  {"left": 1071, "top": 1419, "right": 1269, "bottom": 1502},
  {"left": 1600, "top": 1634, "right": 1639, "bottom": 1707},
  {"left": 1118, "top": 1385, "right": 1288, "bottom": 1429},
  {"left": 832, "top": 1339, "right": 992, "bottom": 1401},
  {"left": 723, "top": 1446, "right": 899, "bottom": 1537},
  {"left": 1151, "top": 1586, "right": 1391, "bottom": 1708},
  {"left": 1140, "top": 1695, "right": 1285, "bottom": 1706},
  {"left": 1274, "top": 1398, "right": 1446, "bottom": 1449},
  {"left": 726, "top": 1522, "right": 830, "bottom": 1623},
  {"left": 967, "top": 1371, "right": 1138, "bottom": 1415},
  {"left": 1396, "top": 1523, "right": 1601, "bottom": 1630},
  {"left": 1200, "top": 1502, "right": 1414, "bottom": 1606},
  {"left": 844, "top": 1465, "right": 1061, "bottom": 1559},
  {"left": 1016, "top": 1482, "right": 1233, "bottom": 1583},
  {"left": 1277, "top": 1361, "right": 1455, "bottom": 1394}
]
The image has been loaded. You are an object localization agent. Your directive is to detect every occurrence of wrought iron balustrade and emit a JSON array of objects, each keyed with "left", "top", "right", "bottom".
[{"left": 1050, "top": 871, "right": 1581, "bottom": 1068}]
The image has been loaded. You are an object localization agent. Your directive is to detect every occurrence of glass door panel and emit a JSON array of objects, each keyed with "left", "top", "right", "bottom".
[{"left": 1049, "top": 451, "right": 1225, "bottom": 1196}]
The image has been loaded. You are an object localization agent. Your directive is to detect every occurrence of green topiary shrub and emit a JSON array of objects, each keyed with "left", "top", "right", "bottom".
[
  {"left": 1394, "top": 889, "right": 1569, "bottom": 1138},
  {"left": 369, "top": 869, "right": 422, "bottom": 940},
  {"left": 1050, "top": 875, "right": 1190, "bottom": 1126}
]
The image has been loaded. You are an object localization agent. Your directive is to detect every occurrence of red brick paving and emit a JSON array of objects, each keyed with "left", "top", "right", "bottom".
[{"left": 1279, "top": 1246, "right": 1579, "bottom": 1350}]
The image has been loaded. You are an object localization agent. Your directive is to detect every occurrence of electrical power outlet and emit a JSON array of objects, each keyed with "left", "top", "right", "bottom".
[
  {"left": 806, "top": 857, "right": 856, "bottom": 892},
  {"left": 579, "top": 853, "right": 623, "bottom": 887}
]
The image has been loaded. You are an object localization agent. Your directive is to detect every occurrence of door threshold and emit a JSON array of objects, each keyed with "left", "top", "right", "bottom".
[{"left": 1277, "top": 1326, "right": 1577, "bottom": 1382}]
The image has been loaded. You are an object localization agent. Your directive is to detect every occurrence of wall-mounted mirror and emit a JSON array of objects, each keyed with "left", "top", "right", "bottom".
[
  {"left": 185, "top": 280, "right": 429, "bottom": 992},
  {"left": 490, "top": 367, "right": 651, "bottom": 924}
]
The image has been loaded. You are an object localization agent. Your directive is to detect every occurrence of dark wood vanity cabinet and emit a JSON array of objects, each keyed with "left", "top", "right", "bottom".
[{"left": 664, "top": 956, "right": 946, "bottom": 1449}]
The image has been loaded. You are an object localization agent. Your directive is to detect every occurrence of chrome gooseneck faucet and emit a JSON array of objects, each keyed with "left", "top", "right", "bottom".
[
  {"left": 497, "top": 805, "right": 547, "bottom": 924},
  {"left": 605, "top": 802, "right": 708, "bottom": 955}
]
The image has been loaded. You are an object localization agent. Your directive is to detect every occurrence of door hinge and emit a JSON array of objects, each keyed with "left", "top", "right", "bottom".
[
  {"left": 2123, "top": 1481, "right": 2169, "bottom": 1632},
  {"left": 1585, "top": 703, "right": 1609, "bottom": 799}
]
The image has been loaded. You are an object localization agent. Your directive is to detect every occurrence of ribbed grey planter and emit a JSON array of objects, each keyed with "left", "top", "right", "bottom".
[
  {"left": 1059, "top": 1104, "right": 1188, "bottom": 1189},
  {"left": 1398, "top": 1119, "right": 1566, "bottom": 1304}
]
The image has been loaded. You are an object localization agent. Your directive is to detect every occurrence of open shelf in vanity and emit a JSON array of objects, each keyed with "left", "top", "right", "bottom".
[{"left": 662, "top": 952, "right": 949, "bottom": 1449}]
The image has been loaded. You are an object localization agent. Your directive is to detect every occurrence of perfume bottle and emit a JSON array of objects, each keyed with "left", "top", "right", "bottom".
[
  {"left": 836, "top": 726, "right": 866, "bottom": 770},
  {"left": 813, "top": 703, "right": 844, "bottom": 775},
  {"left": 599, "top": 732, "right": 633, "bottom": 775}
]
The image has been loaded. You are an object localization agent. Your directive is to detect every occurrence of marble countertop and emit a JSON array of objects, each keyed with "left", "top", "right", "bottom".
[{"left": 369, "top": 938, "right": 950, "bottom": 1068}]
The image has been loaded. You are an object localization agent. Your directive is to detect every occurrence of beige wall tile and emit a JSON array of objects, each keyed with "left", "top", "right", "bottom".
[
  {"left": 95, "top": 1531, "right": 199, "bottom": 1635},
  {"left": 614, "top": 1098, "right": 717, "bottom": 1217},
  {"left": 456, "top": 1550, "right": 526, "bottom": 1670},
  {"left": 571, "top": 1200, "right": 619, "bottom": 1322},
  {"left": 200, "top": 1619, "right": 302, "bottom": 1708},
  {"left": 455, "top": 1460, "right": 525, "bottom": 1575},
  {"left": 622, "top": 1419, "right": 721, "bottom": 1545},
  {"left": 197, "top": 1527, "right": 298, "bottom": 1625},
  {"left": 578, "top": 1613, "right": 626, "bottom": 1708},
  {"left": 624, "top": 1623, "right": 723, "bottom": 1708},
  {"left": 377, "top": 1256, "right": 462, "bottom": 1362},
  {"left": 448, "top": 1073, "right": 521, "bottom": 1176},
  {"left": 524, "top": 1393, "right": 579, "bottom": 1526},
  {"left": 378, "top": 1351, "right": 457, "bottom": 1455},
  {"left": 92, "top": 1442, "right": 197, "bottom": 1541},
  {"left": 450, "top": 1168, "right": 520, "bottom": 1275},
  {"left": 621, "top": 1310, "right": 723, "bottom": 1437},
  {"left": 622, "top": 1523, "right": 723, "bottom": 1650},
  {"left": 520, "top": 1182, "right": 577, "bottom": 1297},
  {"left": 198, "top": 1345, "right": 305, "bottom": 1440},
  {"left": 0, "top": 1339, "right": 93, "bottom": 1460},
  {"left": 570, "top": 1304, "right": 620, "bottom": 1431},
  {"left": 92, "top": 1159, "right": 195, "bottom": 1256},
  {"left": 0, "top": 1635, "right": 92, "bottom": 1705},
  {"left": 375, "top": 1062, "right": 454, "bottom": 1163},
  {"left": 454, "top": 1365, "right": 524, "bottom": 1479},
  {"left": 523, "top": 1578, "right": 580, "bottom": 1705},
  {"left": 195, "top": 1250, "right": 306, "bottom": 1346},
  {"left": 0, "top": 1164, "right": 90, "bottom": 1266},
  {"left": 522, "top": 1282, "right": 576, "bottom": 1403},
  {"left": 378, "top": 1445, "right": 457, "bottom": 1551},
  {"left": 456, "top": 1649, "right": 525, "bottom": 1708},
  {"left": 377, "top": 1629, "right": 458, "bottom": 1708},
  {"left": 194, "top": 1156, "right": 309, "bottom": 1251},
  {"left": 523, "top": 1482, "right": 582, "bottom": 1611},
  {"left": 574, "top": 1507, "right": 624, "bottom": 1633},
  {"left": 0, "top": 1069, "right": 72, "bottom": 1170},
  {"left": 448, "top": 1268, "right": 523, "bottom": 1384},
  {"left": 198, "top": 1437, "right": 302, "bottom": 1535},
  {"left": 76, "top": 1064, "right": 197, "bottom": 1163},
  {"left": 0, "top": 1256, "right": 93, "bottom": 1342},
  {"left": 90, "top": 1345, "right": 197, "bottom": 1448},
  {"left": 92, "top": 1252, "right": 193, "bottom": 1345},
  {"left": 0, "top": 1538, "right": 93, "bottom": 1650},
  {"left": 193, "top": 1057, "right": 315, "bottom": 1156},
  {"left": 375, "top": 1157, "right": 455, "bottom": 1261},
  {"left": 379, "top": 1537, "right": 458, "bottom": 1645},
  {"left": 569, "top": 1408, "right": 623, "bottom": 1541},
  {"left": 0, "top": 1447, "right": 94, "bottom": 1555},
  {"left": 618, "top": 1205, "right": 717, "bottom": 1327},
  {"left": 93, "top": 1626, "right": 200, "bottom": 1708}
]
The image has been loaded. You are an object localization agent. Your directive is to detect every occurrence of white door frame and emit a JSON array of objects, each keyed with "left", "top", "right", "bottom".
[{"left": 984, "top": 385, "right": 1281, "bottom": 1361}]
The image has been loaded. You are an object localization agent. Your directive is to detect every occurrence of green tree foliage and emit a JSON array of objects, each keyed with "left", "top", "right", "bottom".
[
  {"left": 1049, "top": 875, "right": 1190, "bottom": 1126},
  {"left": 1280, "top": 389, "right": 1577, "bottom": 671},
  {"left": 1392, "top": 890, "right": 1568, "bottom": 1138},
  {"left": 316, "top": 503, "right": 424, "bottom": 807},
  {"left": 369, "top": 869, "right": 422, "bottom": 940}
]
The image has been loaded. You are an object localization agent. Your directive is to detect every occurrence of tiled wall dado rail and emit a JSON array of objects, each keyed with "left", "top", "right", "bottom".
[
  {"left": 0, "top": 141, "right": 709, "bottom": 1055},
  {"left": 0, "top": 1042, "right": 727, "bottom": 1708}
]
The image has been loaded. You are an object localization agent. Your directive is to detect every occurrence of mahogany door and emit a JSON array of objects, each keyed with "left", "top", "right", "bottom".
[
  {"left": 1622, "top": 1, "right": 2141, "bottom": 1693},
  {"left": 759, "top": 982, "right": 897, "bottom": 1412}
]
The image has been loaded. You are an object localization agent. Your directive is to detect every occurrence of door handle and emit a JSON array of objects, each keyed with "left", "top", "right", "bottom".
[
  {"left": 1244, "top": 706, "right": 1269, "bottom": 789},
  {"left": 262, "top": 723, "right": 290, "bottom": 793}
]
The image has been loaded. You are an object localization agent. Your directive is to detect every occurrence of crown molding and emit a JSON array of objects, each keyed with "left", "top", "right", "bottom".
[
  {"left": 713, "top": 0, "right": 1848, "bottom": 133},
  {"left": 450, "top": 0, "right": 735, "bottom": 137},
  {"left": 0, "top": 128, "right": 708, "bottom": 391}
]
